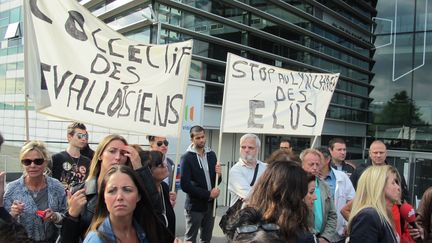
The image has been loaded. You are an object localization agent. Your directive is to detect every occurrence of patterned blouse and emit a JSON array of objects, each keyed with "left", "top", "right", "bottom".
[{"left": 4, "top": 175, "right": 67, "bottom": 242}]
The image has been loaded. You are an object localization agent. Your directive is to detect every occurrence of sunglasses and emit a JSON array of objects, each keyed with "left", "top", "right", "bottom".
[
  {"left": 76, "top": 133, "right": 88, "bottom": 139},
  {"left": 156, "top": 140, "right": 169, "bottom": 147},
  {"left": 21, "top": 158, "right": 45, "bottom": 166},
  {"left": 235, "top": 223, "right": 280, "bottom": 234}
]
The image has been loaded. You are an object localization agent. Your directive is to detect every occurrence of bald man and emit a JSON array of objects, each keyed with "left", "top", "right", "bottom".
[{"left": 350, "top": 140, "right": 409, "bottom": 202}]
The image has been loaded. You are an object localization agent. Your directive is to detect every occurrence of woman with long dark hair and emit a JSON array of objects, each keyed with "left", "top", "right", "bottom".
[
  {"left": 83, "top": 165, "right": 160, "bottom": 243},
  {"left": 60, "top": 134, "right": 167, "bottom": 243},
  {"left": 142, "top": 151, "right": 176, "bottom": 236},
  {"left": 226, "top": 160, "right": 315, "bottom": 242}
]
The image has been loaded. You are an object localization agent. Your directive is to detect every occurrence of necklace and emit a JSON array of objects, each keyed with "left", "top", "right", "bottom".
[
  {"left": 31, "top": 188, "right": 41, "bottom": 198},
  {"left": 26, "top": 177, "right": 46, "bottom": 199},
  {"left": 66, "top": 152, "right": 81, "bottom": 166}
]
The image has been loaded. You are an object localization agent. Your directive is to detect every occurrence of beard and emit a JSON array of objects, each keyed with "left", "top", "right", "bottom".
[
  {"left": 194, "top": 143, "right": 205, "bottom": 149},
  {"left": 241, "top": 154, "right": 256, "bottom": 162}
]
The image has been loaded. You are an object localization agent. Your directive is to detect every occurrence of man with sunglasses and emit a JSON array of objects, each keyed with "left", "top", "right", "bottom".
[
  {"left": 148, "top": 135, "right": 176, "bottom": 189},
  {"left": 51, "top": 122, "right": 91, "bottom": 191}
]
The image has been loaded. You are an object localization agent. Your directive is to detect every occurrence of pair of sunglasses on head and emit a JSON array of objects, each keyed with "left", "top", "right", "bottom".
[{"left": 233, "top": 223, "right": 280, "bottom": 240}]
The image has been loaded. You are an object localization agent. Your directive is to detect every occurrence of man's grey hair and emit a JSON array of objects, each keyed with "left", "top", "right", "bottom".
[
  {"left": 239, "top": 133, "right": 261, "bottom": 149},
  {"left": 299, "top": 148, "right": 323, "bottom": 165}
]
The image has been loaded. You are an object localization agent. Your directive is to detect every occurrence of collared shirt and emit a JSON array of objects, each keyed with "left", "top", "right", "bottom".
[
  {"left": 324, "top": 169, "right": 336, "bottom": 200},
  {"left": 162, "top": 157, "right": 175, "bottom": 188},
  {"left": 228, "top": 159, "right": 267, "bottom": 206},
  {"left": 314, "top": 178, "right": 323, "bottom": 233},
  {"left": 331, "top": 160, "right": 354, "bottom": 177}
]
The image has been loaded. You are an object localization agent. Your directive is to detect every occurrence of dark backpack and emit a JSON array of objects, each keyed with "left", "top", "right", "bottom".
[{"left": 219, "top": 164, "right": 260, "bottom": 235}]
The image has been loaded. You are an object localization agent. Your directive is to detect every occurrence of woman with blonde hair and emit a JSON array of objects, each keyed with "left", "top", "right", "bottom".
[
  {"left": 4, "top": 140, "right": 66, "bottom": 242},
  {"left": 348, "top": 165, "right": 400, "bottom": 242},
  {"left": 60, "top": 134, "right": 168, "bottom": 243}
]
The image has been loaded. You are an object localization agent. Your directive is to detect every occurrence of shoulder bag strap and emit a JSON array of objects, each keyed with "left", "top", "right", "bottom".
[{"left": 250, "top": 163, "right": 260, "bottom": 186}]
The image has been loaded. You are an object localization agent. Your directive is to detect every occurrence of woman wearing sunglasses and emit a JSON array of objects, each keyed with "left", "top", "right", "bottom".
[
  {"left": 4, "top": 140, "right": 67, "bottom": 242},
  {"left": 148, "top": 135, "right": 176, "bottom": 189},
  {"left": 142, "top": 150, "right": 176, "bottom": 238}
]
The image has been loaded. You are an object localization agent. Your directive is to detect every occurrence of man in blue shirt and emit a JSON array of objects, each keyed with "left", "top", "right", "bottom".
[
  {"left": 318, "top": 147, "right": 355, "bottom": 243},
  {"left": 301, "top": 148, "right": 337, "bottom": 243}
]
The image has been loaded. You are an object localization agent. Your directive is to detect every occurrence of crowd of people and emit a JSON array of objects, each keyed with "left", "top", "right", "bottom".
[
  {"left": 224, "top": 136, "right": 429, "bottom": 243},
  {"left": 0, "top": 122, "right": 431, "bottom": 243}
]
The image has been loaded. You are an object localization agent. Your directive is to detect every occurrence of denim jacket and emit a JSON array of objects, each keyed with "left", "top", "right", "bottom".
[
  {"left": 83, "top": 217, "right": 149, "bottom": 243},
  {"left": 4, "top": 175, "right": 66, "bottom": 242}
]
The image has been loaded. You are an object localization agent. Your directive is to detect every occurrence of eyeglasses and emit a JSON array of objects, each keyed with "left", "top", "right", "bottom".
[
  {"left": 235, "top": 223, "right": 280, "bottom": 234},
  {"left": 76, "top": 133, "right": 88, "bottom": 139},
  {"left": 21, "top": 158, "right": 45, "bottom": 166},
  {"left": 156, "top": 140, "right": 169, "bottom": 147}
]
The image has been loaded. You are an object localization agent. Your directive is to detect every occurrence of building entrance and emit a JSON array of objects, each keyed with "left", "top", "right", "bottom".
[{"left": 386, "top": 150, "right": 432, "bottom": 207}]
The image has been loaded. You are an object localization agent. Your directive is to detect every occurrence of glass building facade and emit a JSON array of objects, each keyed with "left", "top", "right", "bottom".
[
  {"left": 368, "top": 0, "right": 432, "bottom": 203},
  {"left": 370, "top": 0, "right": 431, "bottom": 150},
  {"left": 0, "top": 0, "right": 431, "bottom": 203},
  {"left": 130, "top": 0, "right": 373, "bottom": 160}
]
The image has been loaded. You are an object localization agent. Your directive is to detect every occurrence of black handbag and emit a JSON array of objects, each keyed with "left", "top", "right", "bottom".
[{"left": 219, "top": 163, "right": 260, "bottom": 234}]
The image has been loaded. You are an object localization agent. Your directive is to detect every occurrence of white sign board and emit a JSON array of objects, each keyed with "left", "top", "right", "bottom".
[
  {"left": 24, "top": 0, "right": 192, "bottom": 136},
  {"left": 167, "top": 81, "right": 205, "bottom": 156},
  {"left": 221, "top": 53, "right": 339, "bottom": 136}
]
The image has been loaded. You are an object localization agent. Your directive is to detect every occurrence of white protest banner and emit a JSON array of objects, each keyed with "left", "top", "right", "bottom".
[
  {"left": 24, "top": 0, "right": 192, "bottom": 136},
  {"left": 221, "top": 53, "right": 339, "bottom": 136}
]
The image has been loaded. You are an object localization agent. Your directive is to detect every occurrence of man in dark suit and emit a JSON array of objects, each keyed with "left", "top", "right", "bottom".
[{"left": 180, "top": 125, "right": 222, "bottom": 243}]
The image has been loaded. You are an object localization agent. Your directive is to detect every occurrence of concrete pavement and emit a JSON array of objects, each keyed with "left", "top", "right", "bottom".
[{"left": 174, "top": 190, "right": 229, "bottom": 243}]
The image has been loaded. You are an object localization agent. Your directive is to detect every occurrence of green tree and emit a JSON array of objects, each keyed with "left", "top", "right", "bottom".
[{"left": 374, "top": 90, "right": 426, "bottom": 125}]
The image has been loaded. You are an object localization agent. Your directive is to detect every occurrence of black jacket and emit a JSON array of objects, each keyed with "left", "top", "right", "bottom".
[
  {"left": 350, "top": 160, "right": 410, "bottom": 203},
  {"left": 180, "top": 147, "right": 221, "bottom": 212},
  {"left": 160, "top": 181, "right": 176, "bottom": 236},
  {"left": 349, "top": 207, "right": 398, "bottom": 243},
  {"left": 0, "top": 206, "right": 11, "bottom": 222},
  {"left": 60, "top": 165, "right": 168, "bottom": 243},
  {"left": 331, "top": 160, "right": 355, "bottom": 176},
  {"left": 60, "top": 179, "right": 97, "bottom": 243}
]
